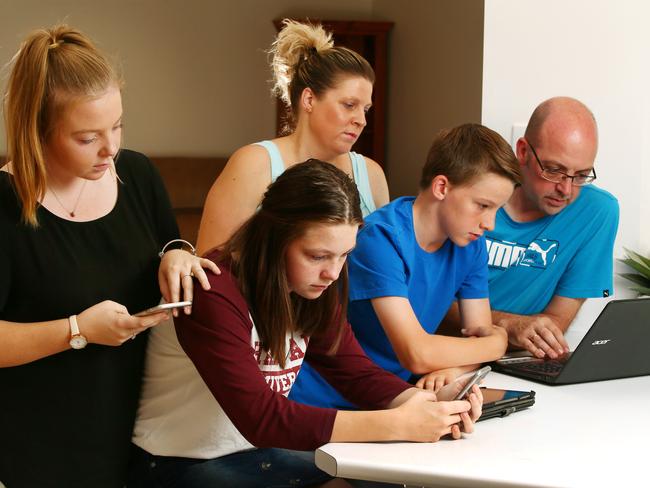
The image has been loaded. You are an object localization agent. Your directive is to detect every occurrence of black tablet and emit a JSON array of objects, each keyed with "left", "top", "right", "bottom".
[{"left": 477, "top": 387, "right": 536, "bottom": 421}]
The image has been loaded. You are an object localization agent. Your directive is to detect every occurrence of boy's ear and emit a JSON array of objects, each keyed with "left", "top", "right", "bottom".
[{"left": 430, "top": 175, "right": 450, "bottom": 200}]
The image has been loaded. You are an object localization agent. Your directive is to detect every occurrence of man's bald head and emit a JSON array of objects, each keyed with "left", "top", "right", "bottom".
[
  {"left": 525, "top": 97, "right": 598, "bottom": 154},
  {"left": 513, "top": 97, "right": 599, "bottom": 219}
]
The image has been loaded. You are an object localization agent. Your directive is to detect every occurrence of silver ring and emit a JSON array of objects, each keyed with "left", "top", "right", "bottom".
[
  {"left": 131, "top": 333, "right": 137, "bottom": 340},
  {"left": 183, "top": 274, "right": 193, "bottom": 279}
]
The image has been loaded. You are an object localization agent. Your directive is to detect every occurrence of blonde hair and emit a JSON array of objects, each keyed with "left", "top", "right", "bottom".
[
  {"left": 269, "top": 19, "right": 375, "bottom": 131},
  {"left": 3, "top": 24, "right": 121, "bottom": 226}
]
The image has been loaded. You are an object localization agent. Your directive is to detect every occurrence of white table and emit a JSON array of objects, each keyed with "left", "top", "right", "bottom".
[
  {"left": 316, "top": 296, "right": 649, "bottom": 487},
  {"left": 316, "top": 295, "right": 650, "bottom": 487},
  {"left": 316, "top": 371, "right": 650, "bottom": 487}
]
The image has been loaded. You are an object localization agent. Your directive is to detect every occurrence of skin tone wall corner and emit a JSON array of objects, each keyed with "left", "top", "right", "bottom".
[{"left": 372, "top": 0, "right": 484, "bottom": 197}]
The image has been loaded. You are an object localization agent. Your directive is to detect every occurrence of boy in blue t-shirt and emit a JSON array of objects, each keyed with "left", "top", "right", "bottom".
[{"left": 290, "top": 124, "right": 522, "bottom": 408}]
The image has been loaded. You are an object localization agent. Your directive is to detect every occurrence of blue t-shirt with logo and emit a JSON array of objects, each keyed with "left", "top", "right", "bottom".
[
  {"left": 486, "top": 185, "right": 619, "bottom": 315},
  {"left": 290, "top": 196, "right": 489, "bottom": 408}
]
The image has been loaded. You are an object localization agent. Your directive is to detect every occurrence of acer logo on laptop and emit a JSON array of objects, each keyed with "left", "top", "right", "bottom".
[{"left": 591, "top": 339, "right": 611, "bottom": 345}]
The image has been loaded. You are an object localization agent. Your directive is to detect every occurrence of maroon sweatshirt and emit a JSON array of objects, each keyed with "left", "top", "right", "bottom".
[{"left": 175, "top": 253, "right": 410, "bottom": 451}]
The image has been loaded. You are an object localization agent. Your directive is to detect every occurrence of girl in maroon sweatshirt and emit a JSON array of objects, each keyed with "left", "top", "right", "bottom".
[{"left": 130, "top": 160, "right": 482, "bottom": 488}]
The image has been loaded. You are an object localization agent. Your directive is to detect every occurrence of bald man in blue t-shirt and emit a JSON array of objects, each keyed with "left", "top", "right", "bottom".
[{"left": 453, "top": 97, "right": 619, "bottom": 360}]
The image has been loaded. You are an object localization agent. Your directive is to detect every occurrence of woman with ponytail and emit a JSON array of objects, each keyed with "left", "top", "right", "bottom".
[
  {"left": 196, "top": 19, "right": 389, "bottom": 255},
  {"left": 0, "top": 25, "right": 216, "bottom": 487}
]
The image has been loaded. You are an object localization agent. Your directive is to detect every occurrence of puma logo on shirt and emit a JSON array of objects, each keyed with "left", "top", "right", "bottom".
[{"left": 487, "top": 238, "right": 559, "bottom": 270}]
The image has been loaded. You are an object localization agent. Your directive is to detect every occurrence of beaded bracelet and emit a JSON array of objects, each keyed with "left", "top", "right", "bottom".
[{"left": 158, "top": 239, "right": 197, "bottom": 258}]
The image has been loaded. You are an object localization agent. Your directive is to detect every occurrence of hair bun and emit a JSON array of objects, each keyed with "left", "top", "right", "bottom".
[{"left": 270, "top": 19, "right": 334, "bottom": 106}]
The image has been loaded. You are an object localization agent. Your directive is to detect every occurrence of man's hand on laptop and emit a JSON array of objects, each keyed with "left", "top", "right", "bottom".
[{"left": 496, "top": 314, "right": 570, "bottom": 359}]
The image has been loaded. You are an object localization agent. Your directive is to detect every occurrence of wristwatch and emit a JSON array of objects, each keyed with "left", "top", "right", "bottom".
[{"left": 68, "top": 314, "right": 88, "bottom": 349}]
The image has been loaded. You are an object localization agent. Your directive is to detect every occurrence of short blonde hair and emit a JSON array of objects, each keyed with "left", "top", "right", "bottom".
[{"left": 3, "top": 24, "right": 121, "bottom": 226}]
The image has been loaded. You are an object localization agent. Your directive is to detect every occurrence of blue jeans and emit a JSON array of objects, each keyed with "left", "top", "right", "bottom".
[{"left": 127, "top": 444, "right": 333, "bottom": 488}]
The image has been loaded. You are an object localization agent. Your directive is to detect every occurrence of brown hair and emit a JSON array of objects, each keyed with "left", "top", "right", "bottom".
[
  {"left": 3, "top": 24, "right": 121, "bottom": 226},
  {"left": 419, "top": 123, "right": 522, "bottom": 190},
  {"left": 222, "top": 159, "right": 363, "bottom": 367},
  {"left": 269, "top": 19, "right": 375, "bottom": 131}
]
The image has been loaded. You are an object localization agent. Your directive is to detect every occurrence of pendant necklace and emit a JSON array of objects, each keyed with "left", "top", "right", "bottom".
[{"left": 49, "top": 180, "right": 88, "bottom": 218}]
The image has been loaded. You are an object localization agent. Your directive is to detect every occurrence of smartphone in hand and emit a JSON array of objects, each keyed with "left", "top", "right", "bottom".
[
  {"left": 454, "top": 365, "right": 491, "bottom": 400},
  {"left": 134, "top": 301, "right": 192, "bottom": 317}
]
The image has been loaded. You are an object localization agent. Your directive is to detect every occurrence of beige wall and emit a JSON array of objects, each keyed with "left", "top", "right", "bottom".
[
  {"left": 0, "top": 0, "right": 374, "bottom": 156},
  {"left": 0, "top": 0, "right": 483, "bottom": 197},
  {"left": 373, "top": 0, "right": 484, "bottom": 196}
]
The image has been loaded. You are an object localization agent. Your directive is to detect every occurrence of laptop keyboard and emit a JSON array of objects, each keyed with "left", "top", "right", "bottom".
[{"left": 517, "top": 360, "right": 565, "bottom": 375}]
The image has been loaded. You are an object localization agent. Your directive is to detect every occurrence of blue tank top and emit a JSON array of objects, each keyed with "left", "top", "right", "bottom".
[{"left": 253, "top": 140, "right": 376, "bottom": 217}]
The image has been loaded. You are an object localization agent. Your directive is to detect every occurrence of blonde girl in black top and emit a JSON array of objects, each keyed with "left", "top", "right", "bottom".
[{"left": 0, "top": 24, "right": 216, "bottom": 488}]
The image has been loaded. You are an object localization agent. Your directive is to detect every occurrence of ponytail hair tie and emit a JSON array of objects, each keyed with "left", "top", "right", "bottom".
[{"left": 48, "top": 39, "right": 64, "bottom": 49}]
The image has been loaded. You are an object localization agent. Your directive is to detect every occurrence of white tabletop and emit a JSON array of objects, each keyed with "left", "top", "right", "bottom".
[{"left": 316, "top": 372, "right": 650, "bottom": 488}]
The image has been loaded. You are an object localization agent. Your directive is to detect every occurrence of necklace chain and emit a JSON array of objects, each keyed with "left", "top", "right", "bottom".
[{"left": 49, "top": 180, "right": 88, "bottom": 218}]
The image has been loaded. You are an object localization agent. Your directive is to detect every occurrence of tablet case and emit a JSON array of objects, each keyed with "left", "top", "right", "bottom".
[{"left": 478, "top": 390, "right": 536, "bottom": 421}]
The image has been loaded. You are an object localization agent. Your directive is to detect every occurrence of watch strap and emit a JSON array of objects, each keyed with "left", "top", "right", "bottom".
[{"left": 69, "top": 314, "right": 80, "bottom": 336}]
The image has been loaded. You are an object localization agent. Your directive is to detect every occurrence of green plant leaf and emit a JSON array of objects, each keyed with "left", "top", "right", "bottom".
[
  {"left": 618, "top": 272, "right": 650, "bottom": 287},
  {"left": 619, "top": 257, "right": 650, "bottom": 279},
  {"left": 622, "top": 247, "right": 650, "bottom": 270},
  {"left": 631, "top": 286, "right": 650, "bottom": 296}
]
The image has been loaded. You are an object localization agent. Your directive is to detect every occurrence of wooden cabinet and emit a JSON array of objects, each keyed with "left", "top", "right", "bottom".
[{"left": 274, "top": 19, "right": 393, "bottom": 168}]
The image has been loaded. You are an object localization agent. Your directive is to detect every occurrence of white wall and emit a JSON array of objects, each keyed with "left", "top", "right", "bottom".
[
  {"left": 483, "top": 0, "right": 647, "bottom": 322},
  {"left": 482, "top": 0, "right": 650, "bottom": 260}
]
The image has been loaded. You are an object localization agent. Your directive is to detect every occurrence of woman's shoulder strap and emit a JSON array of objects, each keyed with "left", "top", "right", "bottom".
[
  {"left": 349, "top": 151, "right": 376, "bottom": 216},
  {"left": 253, "top": 140, "right": 285, "bottom": 183}
]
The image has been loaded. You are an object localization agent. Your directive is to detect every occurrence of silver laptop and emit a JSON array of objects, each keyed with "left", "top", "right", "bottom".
[{"left": 492, "top": 298, "right": 650, "bottom": 384}]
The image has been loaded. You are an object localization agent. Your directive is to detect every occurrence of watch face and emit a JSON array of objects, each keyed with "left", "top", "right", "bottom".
[{"left": 70, "top": 335, "right": 88, "bottom": 349}]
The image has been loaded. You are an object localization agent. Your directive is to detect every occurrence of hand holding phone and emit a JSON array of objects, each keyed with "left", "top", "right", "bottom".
[
  {"left": 134, "top": 301, "right": 192, "bottom": 317},
  {"left": 454, "top": 365, "right": 491, "bottom": 400}
]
